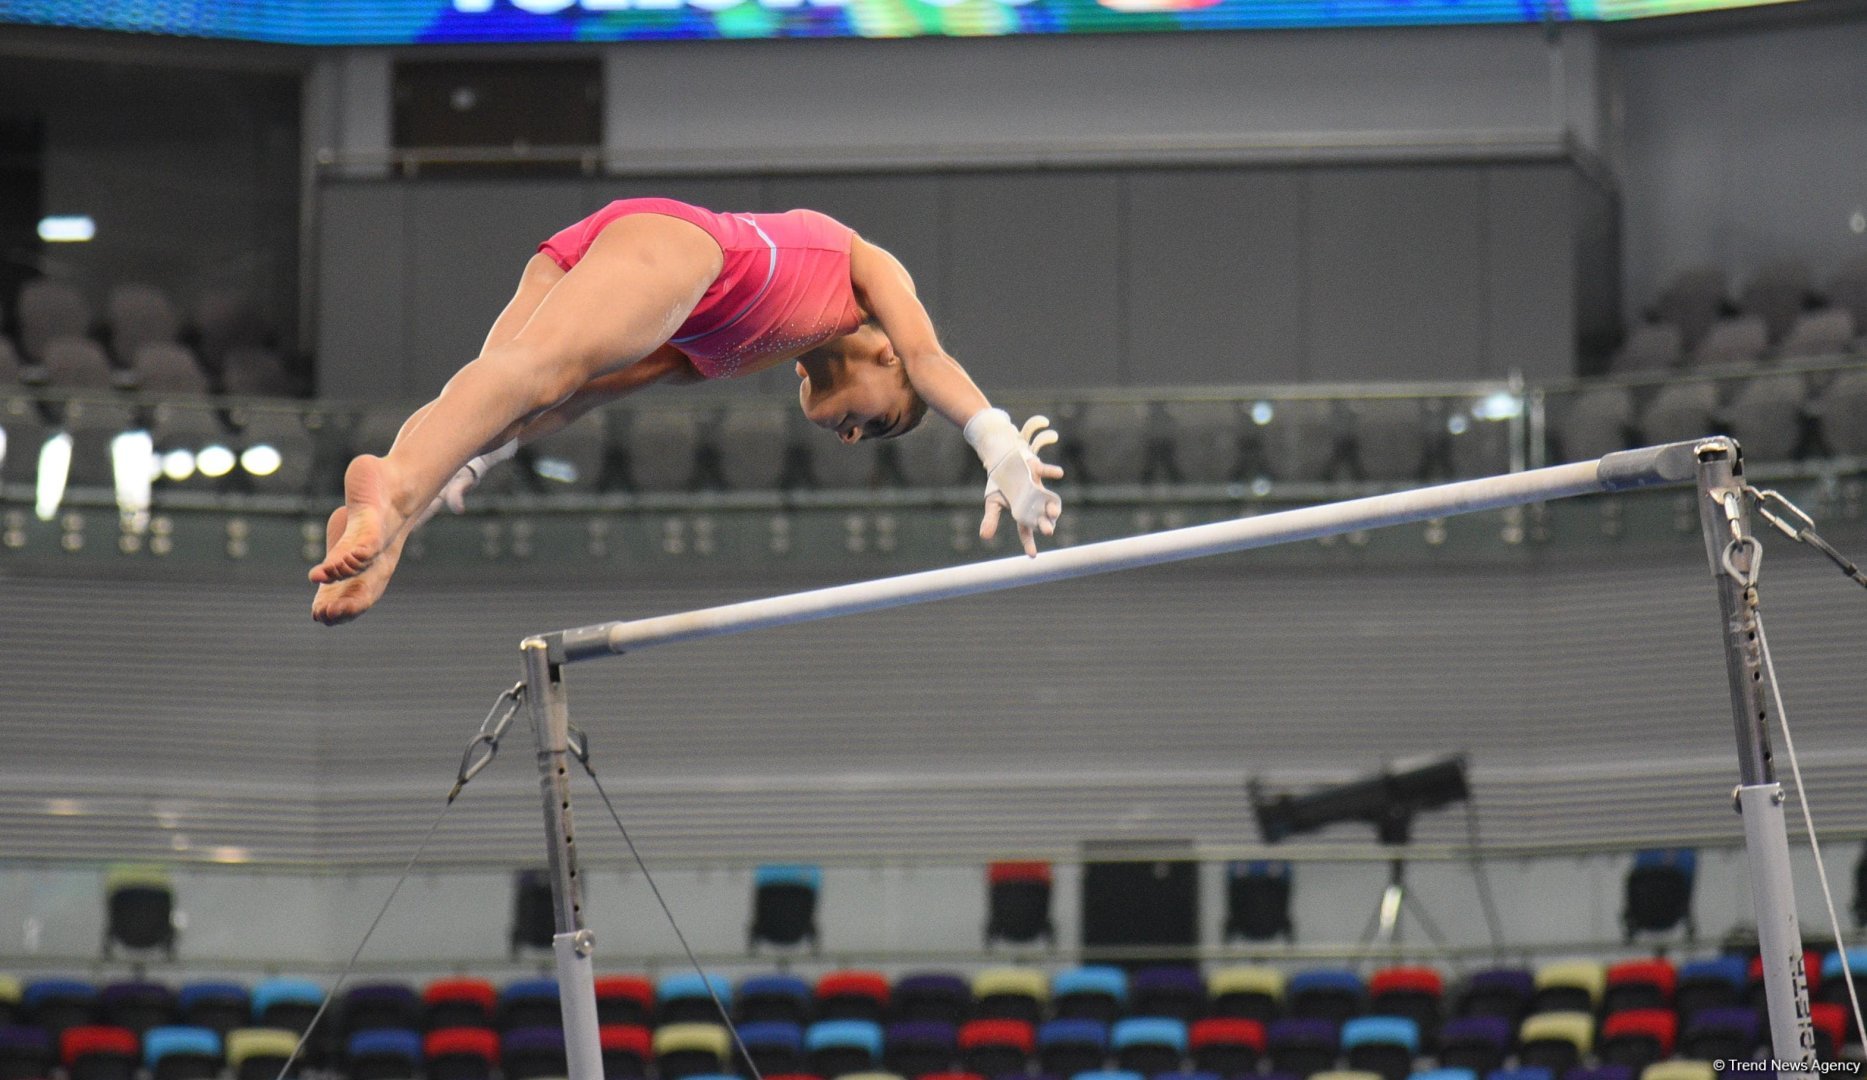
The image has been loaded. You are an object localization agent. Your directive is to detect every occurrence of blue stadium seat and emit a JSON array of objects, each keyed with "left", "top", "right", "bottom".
[
  {"left": 1340, "top": 1017, "right": 1417, "bottom": 1080},
  {"left": 499, "top": 978, "right": 560, "bottom": 1031},
  {"left": 1287, "top": 971, "right": 1365, "bottom": 1026},
  {"left": 738, "top": 1020, "right": 806, "bottom": 1075},
  {"left": 806, "top": 1018, "right": 884, "bottom": 1077},
  {"left": 738, "top": 975, "right": 812, "bottom": 1025},
  {"left": 345, "top": 1028, "right": 418, "bottom": 1080},
  {"left": 1052, "top": 968, "right": 1128, "bottom": 1024},
  {"left": 144, "top": 1026, "right": 220, "bottom": 1080},
  {"left": 1111, "top": 1017, "right": 1187, "bottom": 1076},
  {"left": 658, "top": 973, "right": 734, "bottom": 1026},
  {"left": 175, "top": 983, "right": 248, "bottom": 1035},
  {"left": 1037, "top": 1019, "right": 1109, "bottom": 1078}
]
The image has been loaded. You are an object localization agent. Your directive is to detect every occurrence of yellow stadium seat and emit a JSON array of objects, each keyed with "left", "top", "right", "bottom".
[{"left": 653, "top": 1023, "right": 731, "bottom": 1059}]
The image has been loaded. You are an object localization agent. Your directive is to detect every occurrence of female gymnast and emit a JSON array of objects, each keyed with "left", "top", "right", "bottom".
[{"left": 310, "top": 197, "right": 1064, "bottom": 625}]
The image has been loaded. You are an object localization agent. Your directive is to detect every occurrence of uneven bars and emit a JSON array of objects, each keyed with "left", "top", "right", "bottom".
[{"left": 543, "top": 439, "right": 1707, "bottom": 664}]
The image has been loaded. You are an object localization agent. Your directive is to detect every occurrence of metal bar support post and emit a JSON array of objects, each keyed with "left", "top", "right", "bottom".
[
  {"left": 1694, "top": 440, "right": 1817, "bottom": 1071},
  {"left": 521, "top": 638, "right": 605, "bottom": 1080}
]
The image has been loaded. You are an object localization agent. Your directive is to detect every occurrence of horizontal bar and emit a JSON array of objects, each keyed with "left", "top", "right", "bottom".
[{"left": 545, "top": 440, "right": 1711, "bottom": 663}]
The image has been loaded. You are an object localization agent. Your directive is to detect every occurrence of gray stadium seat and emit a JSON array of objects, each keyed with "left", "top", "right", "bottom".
[
  {"left": 1447, "top": 406, "right": 1515, "bottom": 479},
  {"left": 221, "top": 345, "right": 297, "bottom": 397},
  {"left": 1639, "top": 381, "right": 1720, "bottom": 444},
  {"left": 1281, "top": 398, "right": 1360, "bottom": 482},
  {"left": 193, "top": 289, "right": 268, "bottom": 369},
  {"left": 1077, "top": 401, "right": 1150, "bottom": 485},
  {"left": 716, "top": 402, "right": 792, "bottom": 491},
  {"left": 107, "top": 284, "right": 182, "bottom": 361},
  {"left": 525, "top": 411, "right": 607, "bottom": 494},
  {"left": 894, "top": 412, "right": 971, "bottom": 488},
  {"left": 61, "top": 399, "right": 139, "bottom": 489},
  {"left": 1737, "top": 259, "right": 1813, "bottom": 343},
  {"left": 42, "top": 336, "right": 119, "bottom": 390},
  {"left": 1556, "top": 385, "right": 1636, "bottom": 463},
  {"left": 0, "top": 335, "right": 21, "bottom": 386},
  {"left": 1651, "top": 266, "right": 1727, "bottom": 349},
  {"left": 0, "top": 396, "right": 50, "bottom": 484},
  {"left": 1827, "top": 256, "right": 1867, "bottom": 339},
  {"left": 1816, "top": 371, "right": 1867, "bottom": 456},
  {"left": 1608, "top": 323, "right": 1683, "bottom": 375},
  {"left": 1687, "top": 315, "right": 1768, "bottom": 371},
  {"left": 1350, "top": 398, "right": 1427, "bottom": 482},
  {"left": 1724, "top": 372, "right": 1810, "bottom": 462},
  {"left": 1776, "top": 308, "right": 1856, "bottom": 361},
  {"left": 1161, "top": 402, "right": 1242, "bottom": 484},
  {"left": 347, "top": 405, "right": 407, "bottom": 457},
  {"left": 233, "top": 408, "right": 317, "bottom": 496},
  {"left": 812, "top": 426, "right": 888, "bottom": 490},
  {"left": 18, "top": 279, "right": 93, "bottom": 364},
  {"left": 132, "top": 343, "right": 210, "bottom": 396},
  {"left": 623, "top": 407, "right": 701, "bottom": 492}
]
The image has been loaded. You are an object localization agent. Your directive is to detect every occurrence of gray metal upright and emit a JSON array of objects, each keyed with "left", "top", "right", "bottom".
[
  {"left": 1694, "top": 439, "right": 1818, "bottom": 1071},
  {"left": 521, "top": 638, "right": 606, "bottom": 1080}
]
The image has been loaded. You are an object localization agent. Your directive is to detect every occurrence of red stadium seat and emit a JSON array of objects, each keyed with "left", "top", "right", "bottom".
[
  {"left": 1190, "top": 1017, "right": 1266, "bottom": 1077},
  {"left": 595, "top": 977, "right": 655, "bottom": 1027},
  {"left": 598, "top": 1024, "right": 653, "bottom": 1079},
  {"left": 816, "top": 972, "right": 891, "bottom": 1022},
  {"left": 424, "top": 979, "right": 497, "bottom": 1030},
  {"left": 1599, "top": 1008, "right": 1676, "bottom": 1069},
  {"left": 425, "top": 1027, "right": 499, "bottom": 1080},
  {"left": 957, "top": 1019, "right": 1034, "bottom": 1077},
  {"left": 1604, "top": 960, "right": 1676, "bottom": 1013}
]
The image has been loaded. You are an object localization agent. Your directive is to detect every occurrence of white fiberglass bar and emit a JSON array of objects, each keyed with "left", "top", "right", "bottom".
[{"left": 544, "top": 440, "right": 1705, "bottom": 664}]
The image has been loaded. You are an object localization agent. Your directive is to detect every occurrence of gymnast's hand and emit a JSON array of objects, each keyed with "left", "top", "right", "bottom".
[
  {"left": 966, "top": 408, "right": 1064, "bottom": 557},
  {"left": 435, "top": 442, "right": 519, "bottom": 515}
]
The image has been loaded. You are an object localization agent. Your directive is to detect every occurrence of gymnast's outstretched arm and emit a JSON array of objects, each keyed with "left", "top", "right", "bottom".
[{"left": 850, "top": 236, "right": 1063, "bottom": 554}]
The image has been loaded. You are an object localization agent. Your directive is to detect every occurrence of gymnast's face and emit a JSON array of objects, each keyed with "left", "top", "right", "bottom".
[{"left": 797, "top": 324, "right": 924, "bottom": 444}]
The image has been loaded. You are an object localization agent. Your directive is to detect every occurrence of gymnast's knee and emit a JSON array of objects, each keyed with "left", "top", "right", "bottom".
[{"left": 482, "top": 339, "right": 602, "bottom": 412}]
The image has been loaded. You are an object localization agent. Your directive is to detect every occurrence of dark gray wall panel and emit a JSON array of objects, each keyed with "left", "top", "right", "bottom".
[
  {"left": 940, "top": 173, "right": 1123, "bottom": 387},
  {"left": 1482, "top": 165, "right": 1575, "bottom": 382},
  {"left": 1123, "top": 170, "right": 1308, "bottom": 385},
  {"left": 599, "top": 26, "right": 1567, "bottom": 167},
  {"left": 316, "top": 183, "right": 409, "bottom": 398},
  {"left": 1617, "top": 13, "right": 1867, "bottom": 312},
  {"left": 403, "top": 181, "right": 586, "bottom": 395},
  {"left": 1305, "top": 166, "right": 1486, "bottom": 380}
]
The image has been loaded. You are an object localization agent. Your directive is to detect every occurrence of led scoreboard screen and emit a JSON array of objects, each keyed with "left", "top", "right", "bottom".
[{"left": 0, "top": 0, "right": 1807, "bottom": 44}]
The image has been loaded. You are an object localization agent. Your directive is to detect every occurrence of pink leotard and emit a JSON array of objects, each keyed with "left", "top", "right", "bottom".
[{"left": 538, "top": 197, "right": 865, "bottom": 380}]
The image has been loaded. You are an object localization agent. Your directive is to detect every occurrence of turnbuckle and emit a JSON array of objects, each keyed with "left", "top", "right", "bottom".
[{"left": 448, "top": 681, "right": 526, "bottom": 803}]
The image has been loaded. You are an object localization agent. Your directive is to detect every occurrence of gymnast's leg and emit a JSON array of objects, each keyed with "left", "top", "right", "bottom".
[
  {"left": 311, "top": 244, "right": 564, "bottom": 624},
  {"left": 310, "top": 213, "right": 723, "bottom": 586}
]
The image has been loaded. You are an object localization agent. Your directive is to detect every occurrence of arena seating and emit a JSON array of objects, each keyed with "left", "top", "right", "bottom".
[
  {"left": 0, "top": 958, "right": 1860, "bottom": 1080},
  {"left": 5, "top": 256, "right": 1867, "bottom": 509}
]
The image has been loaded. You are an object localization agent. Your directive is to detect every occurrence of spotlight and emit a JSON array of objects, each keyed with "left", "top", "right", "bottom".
[
  {"left": 0, "top": 423, "right": 8, "bottom": 473},
  {"left": 36, "top": 432, "right": 73, "bottom": 521},
  {"left": 239, "top": 443, "right": 281, "bottom": 477},
  {"left": 196, "top": 444, "right": 236, "bottom": 478},
  {"left": 112, "top": 430, "right": 154, "bottom": 517},
  {"left": 1473, "top": 391, "right": 1523, "bottom": 422},
  {"left": 37, "top": 215, "right": 96, "bottom": 243},
  {"left": 161, "top": 449, "right": 196, "bottom": 481},
  {"left": 1251, "top": 401, "right": 1275, "bottom": 426},
  {"left": 1250, "top": 755, "right": 1469, "bottom": 845},
  {"left": 533, "top": 455, "right": 578, "bottom": 484}
]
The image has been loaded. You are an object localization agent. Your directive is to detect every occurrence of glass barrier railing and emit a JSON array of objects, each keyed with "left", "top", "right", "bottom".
[{"left": 3, "top": 358, "right": 1863, "bottom": 523}]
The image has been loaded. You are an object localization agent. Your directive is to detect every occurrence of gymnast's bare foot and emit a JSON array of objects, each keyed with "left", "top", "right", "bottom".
[
  {"left": 312, "top": 507, "right": 406, "bottom": 625},
  {"left": 310, "top": 454, "right": 407, "bottom": 584}
]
